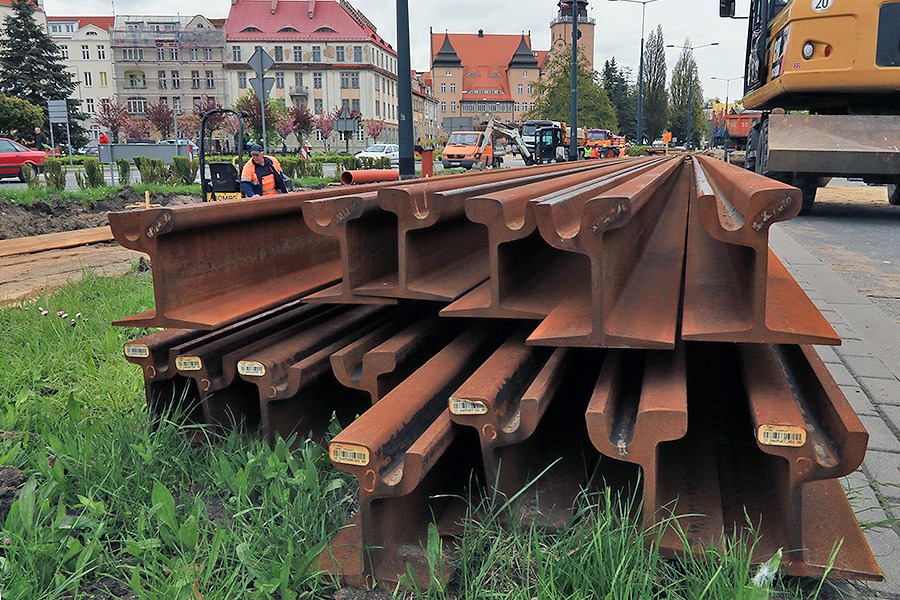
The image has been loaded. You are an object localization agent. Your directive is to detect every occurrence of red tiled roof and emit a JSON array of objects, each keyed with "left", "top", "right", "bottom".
[
  {"left": 535, "top": 50, "right": 549, "bottom": 70},
  {"left": 47, "top": 16, "right": 115, "bottom": 31},
  {"left": 225, "top": 0, "right": 393, "bottom": 52},
  {"left": 0, "top": 0, "right": 40, "bottom": 8}
]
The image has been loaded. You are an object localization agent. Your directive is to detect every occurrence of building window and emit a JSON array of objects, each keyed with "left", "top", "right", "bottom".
[
  {"left": 517, "top": 84, "right": 523, "bottom": 94},
  {"left": 170, "top": 47, "right": 179, "bottom": 61},
  {"left": 342, "top": 99, "right": 350, "bottom": 110},
  {"left": 445, "top": 69, "right": 451, "bottom": 76},
  {"left": 293, "top": 45, "right": 302, "bottom": 62},
  {"left": 122, "top": 48, "right": 143, "bottom": 61},
  {"left": 356, "top": 126, "right": 365, "bottom": 141},
  {"left": 81, "top": 45, "right": 90, "bottom": 59},
  {"left": 97, "top": 45, "right": 106, "bottom": 59},
  {"left": 126, "top": 97, "right": 147, "bottom": 114},
  {"left": 440, "top": 83, "right": 446, "bottom": 93},
  {"left": 274, "top": 46, "right": 283, "bottom": 61},
  {"left": 312, "top": 46, "right": 321, "bottom": 61},
  {"left": 158, "top": 71, "right": 167, "bottom": 88},
  {"left": 340, "top": 72, "right": 349, "bottom": 88},
  {"left": 313, "top": 72, "right": 322, "bottom": 89},
  {"left": 85, "top": 98, "right": 95, "bottom": 113},
  {"left": 514, "top": 102, "right": 520, "bottom": 112},
  {"left": 90, "top": 125, "right": 100, "bottom": 139},
  {"left": 59, "top": 45, "right": 68, "bottom": 59},
  {"left": 99, "top": 72, "right": 107, "bottom": 86},
  {"left": 125, "top": 71, "right": 145, "bottom": 88},
  {"left": 193, "top": 97, "right": 202, "bottom": 110},
  {"left": 171, "top": 71, "right": 180, "bottom": 89},
  {"left": 353, "top": 45, "right": 362, "bottom": 62},
  {"left": 205, "top": 48, "right": 213, "bottom": 60},
  {"left": 238, "top": 71, "right": 247, "bottom": 89},
  {"left": 157, "top": 46, "right": 166, "bottom": 61},
  {"left": 523, "top": 71, "right": 528, "bottom": 78},
  {"left": 450, "top": 83, "right": 456, "bottom": 93},
  {"left": 232, "top": 46, "right": 241, "bottom": 62},
  {"left": 294, "top": 72, "right": 303, "bottom": 86},
  {"left": 315, "top": 129, "right": 323, "bottom": 141},
  {"left": 160, "top": 96, "right": 167, "bottom": 105},
  {"left": 191, "top": 70, "right": 200, "bottom": 89},
  {"left": 173, "top": 97, "right": 182, "bottom": 113},
  {"left": 190, "top": 47, "right": 199, "bottom": 60},
  {"left": 351, "top": 72, "right": 359, "bottom": 88},
  {"left": 527, "top": 84, "right": 533, "bottom": 94},
  {"left": 336, "top": 46, "right": 345, "bottom": 62},
  {"left": 275, "top": 72, "right": 284, "bottom": 89},
  {"left": 441, "top": 101, "right": 446, "bottom": 112},
  {"left": 352, "top": 98, "right": 360, "bottom": 112},
  {"left": 314, "top": 99, "right": 323, "bottom": 114},
  {"left": 375, "top": 101, "right": 380, "bottom": 116},
  {"left": 451, "top": 101, "right": 457, "bottom": 112},
  {"left": 206, "top": 70, "right": 215, "bottom": 88}
]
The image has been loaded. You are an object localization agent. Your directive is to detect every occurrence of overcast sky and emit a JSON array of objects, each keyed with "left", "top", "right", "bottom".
[{"left": 43, "top": 0, "right": 754, "bottom": 103}]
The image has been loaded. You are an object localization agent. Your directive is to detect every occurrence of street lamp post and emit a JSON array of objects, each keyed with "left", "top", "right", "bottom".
[
  {"left": 609, "top": 0, "right": 664, "bottom": 145},
  {"left": 667, "top": 42, "right": 718, "bottom": 150},
  {"left": 711, "top": 75, "right": 742, "bottom": 162},
  {"left": 569, "top": 0, "right": 580, "bottom": 161}
]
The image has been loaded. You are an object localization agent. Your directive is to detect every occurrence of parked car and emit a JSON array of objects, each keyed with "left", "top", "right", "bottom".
[
  {"left": 159, "top": 139, "right": 200, "bottom": 155},
  {"left": 0, "top": 137, "right": 49, "bottom": 181},
  {"left": 355, "top": 144, "right": 399, "bottom": 167}
]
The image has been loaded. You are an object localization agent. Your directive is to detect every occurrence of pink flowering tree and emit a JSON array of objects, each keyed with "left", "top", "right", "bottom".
[
  {"left": 121, "top": 116, "right": 150, "bottom": 142},
  {"left": 314, "top": 113, "right": 334, "bottom": 152},
  {"left": 365, "top": 120, "right": 385, "bottom": 143}
]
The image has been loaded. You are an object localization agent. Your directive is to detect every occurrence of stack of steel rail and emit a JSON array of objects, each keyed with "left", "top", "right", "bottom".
[{"left": 112, "top": 157, "right": 882, "bottom": 588}]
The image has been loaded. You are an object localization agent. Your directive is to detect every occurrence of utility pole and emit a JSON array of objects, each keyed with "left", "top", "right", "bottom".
[
  {"left": 569, "top": 0, "right": 580, "bottom": 161},
  {"left": 667, "top": 41, "right": 718, "bottom": 150},
  {"left": 396, "top": 0, "right": 415, "bottom": 179}
]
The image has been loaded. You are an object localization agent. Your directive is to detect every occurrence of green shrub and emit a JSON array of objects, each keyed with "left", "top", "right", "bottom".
[
  {"left": 21, "top": 163, "right": 41, "bottom": 189},
  {"left": 299, "top": 160, "right": 323, "bottom": 178},
  {"left": 279, "top": 157, "right": 298, "bottom": 178},
  {"left": 115, "top": 158, "right": 130, "bottom": 185},
  {"left": 132, "top": 156, "right": 144, "bottom": 171},
  {"left": 338, "top": 155, "right": 360, "bottom": 171},
  {"left": 137, "top": 157, "right": 167, "bottom": 185},
  {"left": 190, "top": 158, "right": 199, "bottom": 185},
  {"left": 82, "top": 158, "right": 105, "bottom": 188},
  {"left": 626, "top": 145, "right": 649, "bottom": 157},
  {"left": 74, "top": 169, "right": 85, "bottom": 189},
  {"left": 170, "top": 156, "right": 195, "bottom": 186}
]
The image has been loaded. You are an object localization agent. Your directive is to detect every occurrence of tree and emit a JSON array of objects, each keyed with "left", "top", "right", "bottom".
[
  {"left": 642, "top": 25, "right": 669, "bottom": 143},
  {"left": 122, "top": 116, "right": 150, "bottom": 141},
  {"left": 668, "top": 39, "right": 706, "bottom": 149},
  {"left": 290, "top": 104, "right": 314, "bottom": 143},
  {"left": 194, "top": 98, "right": 224, "bottom": 134},
  {"left": 232, "top": 93, "right": 281, "bottom": 146},
  {"left": 0, "top": 0, "right": 86, "bottom": 147},
  {"left": 145, "top": 101, "right": 174, "bottom": 138},
  {"left": 96, "top": 99, "right": 129, "bottom": 143},
  {"left": 601, "top": 58, "right": 637, "bottom": 139},
  {"left": 0, "top": 94, "right": 44, "bottom": 137},
  {"left": 527, "top": 46, "right": 617, "bottom": 132},
  {"left": 274, "top": 111, "right": 294, "bottom": 148},
  {"left": 177, "top": 113, "right": 200, "bottom": 140},
  {"left": 365, "top": 120, "right": 385, "bottom": 143},
  {"left": 314, "top": 113, "right": 334, "bottom": 152}
]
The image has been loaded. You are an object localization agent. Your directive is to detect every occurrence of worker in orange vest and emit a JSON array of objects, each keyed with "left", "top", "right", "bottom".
[{"left": 240, "top": 144, "right": 287, "bottom": 197}]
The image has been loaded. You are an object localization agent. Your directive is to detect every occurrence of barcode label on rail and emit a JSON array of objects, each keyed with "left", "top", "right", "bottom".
[
  {"left": 237, "top": 361, "right": 266, "bottom": 377},
  {"left": 449, "top": 398, "right": 488, "bottom": 415},
  {"left": 330, "top": 443, "right": 370, "bottom": 466},
  {"left": 758, "top": 425, "right": 806, "bottom": 448},
  {"left": 124, "top": 344, "right": 150, "bottom": 358},
  {"left": 175, "top": 356, "right": 202, "bottom": 371}
]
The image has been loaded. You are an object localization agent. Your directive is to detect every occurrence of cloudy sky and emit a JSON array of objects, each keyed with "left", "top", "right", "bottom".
[{"left": 43, "top": 0, "right": 754, "bottom": 103}]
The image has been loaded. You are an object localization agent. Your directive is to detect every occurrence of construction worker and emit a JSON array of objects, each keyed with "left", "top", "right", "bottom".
[{"left": 240, "top": 144, "right": 287, "bottom": 197}]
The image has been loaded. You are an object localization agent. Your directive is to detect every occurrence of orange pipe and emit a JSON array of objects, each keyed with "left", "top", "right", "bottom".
[{"left": 341, "top": 169, "right": 400, "bottom": 185}]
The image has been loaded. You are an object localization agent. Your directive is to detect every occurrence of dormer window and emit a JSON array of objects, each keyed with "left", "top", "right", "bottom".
[
  {"left": 242, "top": 27, "right": 261, "bottom": 32},
  {"left": 279, "top": 27, "right": 298, "bottom": 32},
  {"left": 315, "top": 27, "right": 336, "bottom": 33}
]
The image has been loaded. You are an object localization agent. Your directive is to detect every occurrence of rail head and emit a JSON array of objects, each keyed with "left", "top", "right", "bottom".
[{"left": 300, "top": 192, "right": 380, "bottom": 233}]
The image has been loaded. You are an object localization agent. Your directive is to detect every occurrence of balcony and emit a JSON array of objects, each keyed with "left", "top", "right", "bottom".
[
  {"left": 549, "top": 15, "right": 597, "bottom": 26},
  {"left": 290, "top": 86, "right": 309, "bottom": 97}
]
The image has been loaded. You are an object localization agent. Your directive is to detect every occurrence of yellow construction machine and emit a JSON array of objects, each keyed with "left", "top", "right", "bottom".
[{"left": 720, "top": 0, "right": 900, "bottom": 212}]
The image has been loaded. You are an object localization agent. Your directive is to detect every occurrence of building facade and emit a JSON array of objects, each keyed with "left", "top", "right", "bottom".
[
  {"left": 412, "top": 71, "right": 439, "bottom": 143},
  {"left": 109, "top": 15, "right": 227, "bottom": 123},
  {"left": 223, "top": 0, "right": 398, "bottom": 152},
  {"left": 47, "top": 16, "right": 115, "bottom": 140},
  {"left": 549, "top": 0, "right": 595, "bottom": 71}
]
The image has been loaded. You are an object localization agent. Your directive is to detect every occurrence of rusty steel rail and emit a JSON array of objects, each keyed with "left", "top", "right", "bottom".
[
  {"left": 681, "top": 156, "right": 839, "bottom": 345},
  {"left": 235, "top": 305, "right": 403, "bottom": 443},
  {"left": 323, "top": 322, "right": 511, "bottom": 587},
  {"left": 443, "top": 158, "right": 664, "bottom": 319},
  {"left": 526, "top": 156, "right": 688, "bottom": 348},
  {"left": 108, "top": 184, "right": 404, "bottom": 330},
  {"left": 449, "top": 328, "right": 611, "bottom": 528},
  {"left": 329, "top": 312, "right": 459, "bottom": 403}
]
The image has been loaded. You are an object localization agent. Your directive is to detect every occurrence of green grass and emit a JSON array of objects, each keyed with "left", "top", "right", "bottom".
[{"left": 0, "top": 270, "right": 862, "bottom": 598}]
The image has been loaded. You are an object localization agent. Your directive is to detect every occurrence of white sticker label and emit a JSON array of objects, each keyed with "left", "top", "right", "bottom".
[
  {"left": 812, "top": 0, "right": 832, "bottom": 13},
  {"left": 449, "top": 398, "right": 488, "bottom": 415},
  {"left": 330, "top": 443, "right": 370, "bottom": 466},
  {"left": 124, "top": 343, "right": 150, "bottom": 358},
  {"left": 758, "top": 425, "right": 807, "bottom": 447},
  {"left": 175, "top": 356, "right": 202, "bottom": 371},
  {"left": 237, "top": 360, "right": 266, "bottom": 377}
]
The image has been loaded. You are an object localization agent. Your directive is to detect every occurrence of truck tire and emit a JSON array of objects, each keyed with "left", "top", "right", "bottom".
[
  {"left": 793, "top": 173, "right": 818, "bottom": 214},
  {"left": 888, "top": 183, "right": 900, "bottom": 206}
]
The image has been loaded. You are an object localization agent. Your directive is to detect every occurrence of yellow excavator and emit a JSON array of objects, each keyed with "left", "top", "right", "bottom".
[{"left": 720, "top": 0, "right": 900, "bottom": 212}]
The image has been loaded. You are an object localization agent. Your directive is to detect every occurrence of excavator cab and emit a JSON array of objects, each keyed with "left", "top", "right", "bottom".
[{"left": 534, "top": 126, "right": 566, "bottom": 164}]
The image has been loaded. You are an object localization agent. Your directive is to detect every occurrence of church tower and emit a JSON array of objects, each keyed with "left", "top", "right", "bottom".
[{"left": 549, "top": 0, "right": 595, "bottom": 70}]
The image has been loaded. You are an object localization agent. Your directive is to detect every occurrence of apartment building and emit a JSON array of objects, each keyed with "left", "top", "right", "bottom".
[
  {"left": 412, "top": 72, "right": 439, "bottom": 142},
  {"left": 0, "top": 0, "right": 47, "bottom": 30},
  {"left": 109, "top": 15, "right": 227, "bottom": 120},
  {"left": 47, "top": 16, "right": 114, "bottom": 140},
  {"left": 223, "top": 0, "right": 398, "bottom": 151}
]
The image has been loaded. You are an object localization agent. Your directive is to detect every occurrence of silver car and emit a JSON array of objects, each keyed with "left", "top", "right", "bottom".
[{"left": 355, "top": 144, "right": 399, "bottom": 167}]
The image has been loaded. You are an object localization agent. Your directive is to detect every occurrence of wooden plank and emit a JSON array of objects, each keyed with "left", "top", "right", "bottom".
[{"left": 0, "top": 226, "right": 114, "bottom": 258}]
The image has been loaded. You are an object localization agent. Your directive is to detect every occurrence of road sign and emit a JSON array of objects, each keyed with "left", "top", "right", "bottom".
[
  {"left": 247, "top": 46, "right": 275, "bottom": 77},
  {"left": 249, "top": 77, "right": 275, "bottom": 100},
  {"left": 335, "top": 107, "right": 357, "bottom": 133},
  {"left": 662, "top": 131, "right": 673, "bottom": 144},
  {"left": 48, "top": 99, "right": 68, "bottom": 124}
]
